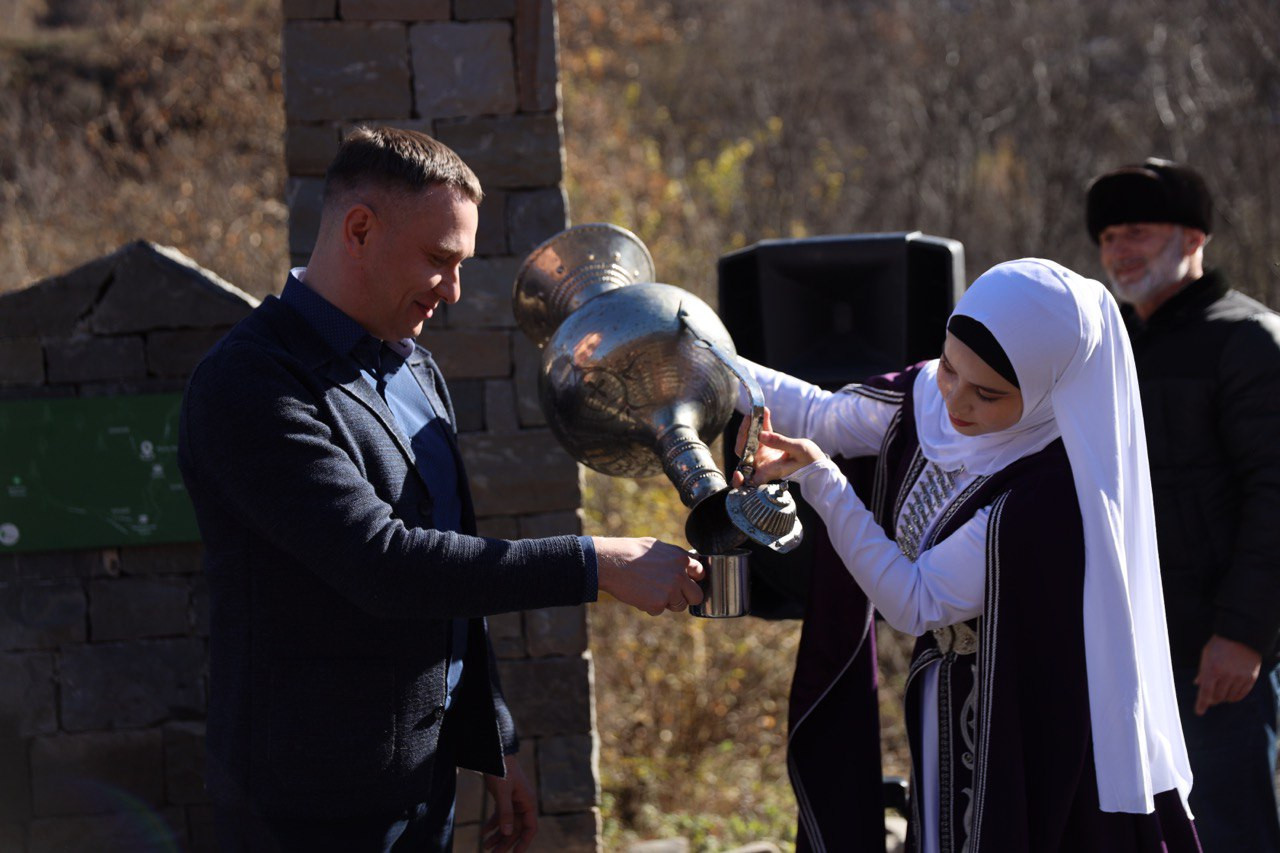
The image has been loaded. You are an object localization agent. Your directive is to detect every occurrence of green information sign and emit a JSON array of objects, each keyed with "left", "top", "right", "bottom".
[{"left": 0, "top": 394, "right": 199, "bottom": 553}]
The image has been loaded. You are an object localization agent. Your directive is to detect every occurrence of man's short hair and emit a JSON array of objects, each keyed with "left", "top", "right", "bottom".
[
  {"left": 1085, "top": 158, "right": 1212, "bottom": 244},
  {"left": 323, "top": 126, "right": 484, "bottom": 209}
]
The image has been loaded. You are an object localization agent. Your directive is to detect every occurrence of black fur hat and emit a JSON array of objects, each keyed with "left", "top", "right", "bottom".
[{"left": 1085, "top": 158, "right": 1212, "bottom": 244}]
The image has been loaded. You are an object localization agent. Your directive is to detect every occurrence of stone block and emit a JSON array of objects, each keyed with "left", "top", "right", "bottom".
[
  {"left": 45, "top": 335, "right": 146, "bottom": 384},
  {"left": 515, "top": 0, "right": 558, "bottom": 112},
  {"left": 145, "top": 328, "right": 231, "bottom": 377},
  {"left": 341, "top": 0, "right": 450, "bottom": 20},
  {"left": 483, "top": 380, "right": 518, "bottom": 432},
  {"left": 411, "top": 22, "right": 517, "bottom": 119},
  {"left": 497, "top": 656, "right": 591, "bottom": 736},
  {"left": 0, "top": 550, "right": 102, "bottom": 582},
  {"left": 284, "top": 22, "right": 412, "bottom": 121},
  {"left": 508, "top": 187, "right": 567, "bottom": 255},
  {"left": 88, "top": 242, "right": 257, "bottom": 335},
  {"left": 59, "top": 639, "right": 206, "bottom": 731},
  {"left": 0, "top": 651, "right": 57, "bottom": 736},
  {"left": 448, "top": 256, "right": 521, "bottom": 329},
  {"left": 286, "top": 123, "right": 341, "bottom": 175},
  {"left": 517, "top": 510, "right": 581, "bottom": 539},
  {"left": 536, "top": 808, "right": 600, "bottom": 852},
  {"left": 118, "top": 544, "right": 203, "bottom": 576},
  {"left": 487, "top": 610, "right": 524, "bottom": 659},
  {"left": 283, "top": 0, "right": 336, "bottom": 18},
  {"left": 426, "top": 330, "right": 510, "bottom": 379},
  {"left": 436, "top": 115, "right": 563, "bottom": 189},
  {"left": 447, "top": 378, "right": 484, "bottom": 433},
  {"left": 186, "top": 803, "right": 217, "bottom": 853},
  {"left": 0, "top": 823, "right": 23, "bottom": 852},
  {"left": 537, "top": 734, "right": 596, "bottom": 813},
  {"left": 28, "top": 808, "right": 187, "bottom": 851},
  {"left": 0, "top": 385, "right": 73, "bottom": 402},
  {"left": 475, "top": 189, "right": 507, "bottom": 255},
  {"left": 525, "top": 605, "right": 586, "bottom": 658},
  {"left": 340, "top": 117, "right": 433, "bottom": 137},
  {"left": 474, "top": 516, "right": 518, "bottom": 539},
  {"left": 455, "top": 767, "right": 486, "bottom": 825},
  {"left": 0, "top": 384, "right": 73, "bottom": 402},
  {"left": 75, "top": 377, "right": 188, "bottom": 397},
  {"left": 163, "top": 721, "right": 209, "bottom": 804},
  {"left": 287, "top": 176, "right": 326, "bottom": 257},
  {"left": 513, "top": 334, "right": 545, "bottom": 427},
  {"left": 0, "top": 580, "right": 86, "bottom": 649},
  {"left": 0, "top": 724, "right": 30, "bottom": 822},
  {"left": 0, "top": 252, "right": 116, "bottom": 339},
  {"left": 455, "top": 0, "right": 516, "bottom": 20},
  {"left": 0, "top": 337, "right": 43, "bottom": 385},
  {"left": 30, "top": 729, "right": 164, "bottom": 816},
  {"left": 96, "top": 549, "right": 122, "bottom": 579},
  {"left": 89, "top": 577, "right": 190, "bottom": 641},
  {"left": 460, "top": 429, "right": 579, "bottom": 516}
]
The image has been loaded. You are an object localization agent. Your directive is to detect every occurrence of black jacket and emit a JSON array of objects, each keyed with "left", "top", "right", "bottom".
[
  {"left": 179, "top": 295, "right": 593, "bottom": 818},
  {"left": 1124, "top": 270, "right": 1280, "bottom": 667}
]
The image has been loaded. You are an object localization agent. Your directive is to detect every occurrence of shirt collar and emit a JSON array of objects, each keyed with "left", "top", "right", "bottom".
[{"left": 282, "top": 267, "right": 415, "bottom": 360}]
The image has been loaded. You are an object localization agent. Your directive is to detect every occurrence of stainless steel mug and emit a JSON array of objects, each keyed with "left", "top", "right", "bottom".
[{"left": 689, "top": 549, "right": 750, "bottom": 618}]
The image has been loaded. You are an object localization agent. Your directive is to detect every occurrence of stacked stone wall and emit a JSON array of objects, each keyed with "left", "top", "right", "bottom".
[
  {"left": 0, "top": 2, "right": 590, "bottom": 846},
  {"left": 0, "top": 243, "right": 257, "bottom": 851},
  {"left": 281, "top": 1, "right": 597, "bottom": 848}
]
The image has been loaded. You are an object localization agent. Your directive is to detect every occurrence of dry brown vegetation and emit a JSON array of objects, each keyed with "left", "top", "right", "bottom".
[
  {"left": 561, "top": 1, "right": 1279, "bottom": 849},
  {"left": 3, "top": 0, "right": 1278, "bottom": 850},
  {"left": 0, "top": 0, "right": 287, "bottom": 297}
]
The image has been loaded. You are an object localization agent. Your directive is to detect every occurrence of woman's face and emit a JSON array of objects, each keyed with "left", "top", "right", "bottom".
[{"left": 936, "top": 332, "right": 1023, "bottom": 436}]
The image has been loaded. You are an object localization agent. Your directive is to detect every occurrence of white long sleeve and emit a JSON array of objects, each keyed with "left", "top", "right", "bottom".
[
  {"left": 734, "top": 358, "right": 895, "bottom": 459},
  {"left": 790, "top": 458, "right": 988, "bottom": 635}
]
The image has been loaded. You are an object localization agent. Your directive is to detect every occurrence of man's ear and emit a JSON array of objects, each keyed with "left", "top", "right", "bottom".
[
  {"left": 1183, "top": 227, "right": 1208, "bottom": 255},
  {"left": 342, "top": 204, "right": 376, "bottom": 258}
]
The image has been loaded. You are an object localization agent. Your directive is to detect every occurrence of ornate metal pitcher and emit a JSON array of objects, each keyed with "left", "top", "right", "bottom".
[{"left": 512, "top": 223, "right": 802, "bottom": 557}]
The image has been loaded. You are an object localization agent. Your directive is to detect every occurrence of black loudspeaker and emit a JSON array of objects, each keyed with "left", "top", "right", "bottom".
[
  {"left": 718, "top": 231, "right": 964, "bottom": 389},
  {"left": 718, "top": 231, "right": 965, "bottom": 617}
]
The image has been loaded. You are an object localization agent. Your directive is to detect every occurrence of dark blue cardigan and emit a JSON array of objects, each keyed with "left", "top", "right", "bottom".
[{"left": 179, "top": 295, "right": 593, "bottom": 818}]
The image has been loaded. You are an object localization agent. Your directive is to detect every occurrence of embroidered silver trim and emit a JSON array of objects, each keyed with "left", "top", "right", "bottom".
[
  {"left": 932, "top": 621, "right": 979, "bottom": 656},
  {"left": 896, "top": 459, "right": 962, "bottom": 561}
]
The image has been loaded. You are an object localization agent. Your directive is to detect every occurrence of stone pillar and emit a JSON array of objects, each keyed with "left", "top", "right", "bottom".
[
  {"left": 0, "top": 242, "right": 258, "bottom": 852},
  {"left": 281, "top": 2, "right": 597, "bottom": 849}
]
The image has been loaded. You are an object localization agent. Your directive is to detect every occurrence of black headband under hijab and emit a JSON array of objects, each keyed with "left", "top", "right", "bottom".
[{"left": 947, "top": 314, "right": 1020, "bottom": 388}]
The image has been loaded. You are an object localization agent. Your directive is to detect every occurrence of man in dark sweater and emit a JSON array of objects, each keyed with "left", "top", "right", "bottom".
[
  {"left": 1087, "top": 159, "right": 1280, "bottom": 851},
  {"left": 179, "top": 126, "right": 705, "bottom": 852}
]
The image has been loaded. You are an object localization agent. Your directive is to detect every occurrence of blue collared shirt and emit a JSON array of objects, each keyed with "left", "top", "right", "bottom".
[
  {"left": 280, "top": 270, "right": 600, "bottom": 704},
  {"left": 282, "top": 270, "right": 471, "bottom": 703}
]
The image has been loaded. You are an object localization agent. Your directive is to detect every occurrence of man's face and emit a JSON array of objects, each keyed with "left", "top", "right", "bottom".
[
  {"left": 362, "top": 186, "right": 478, "bottom": 341},
  {"left": 1098, "top": 222, "right": 1192, "bottom": 306}
]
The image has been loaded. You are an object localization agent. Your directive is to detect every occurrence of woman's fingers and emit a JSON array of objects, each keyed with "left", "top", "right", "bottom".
[{"left": 750, "top": 430, "right": 824, "bottom": 482}]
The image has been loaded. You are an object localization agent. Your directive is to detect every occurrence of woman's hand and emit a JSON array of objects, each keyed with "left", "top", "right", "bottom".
[{"left": 733, "top": 408, "right": 826, "bottom": 485}]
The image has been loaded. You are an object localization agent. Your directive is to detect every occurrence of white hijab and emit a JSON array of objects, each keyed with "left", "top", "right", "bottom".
[{"left": 913, "top": 258, "right": 1192, "bottom": 815}]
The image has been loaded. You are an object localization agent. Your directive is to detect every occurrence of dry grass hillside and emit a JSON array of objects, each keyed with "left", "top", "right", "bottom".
[{"left": 0, "top": 0, "right": 287, "bottom": 297}]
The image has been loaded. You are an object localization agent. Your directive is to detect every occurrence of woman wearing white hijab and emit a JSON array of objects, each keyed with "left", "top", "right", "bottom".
[{"left": 735, "top": 259, "right": 1199, "bottom": 851}]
